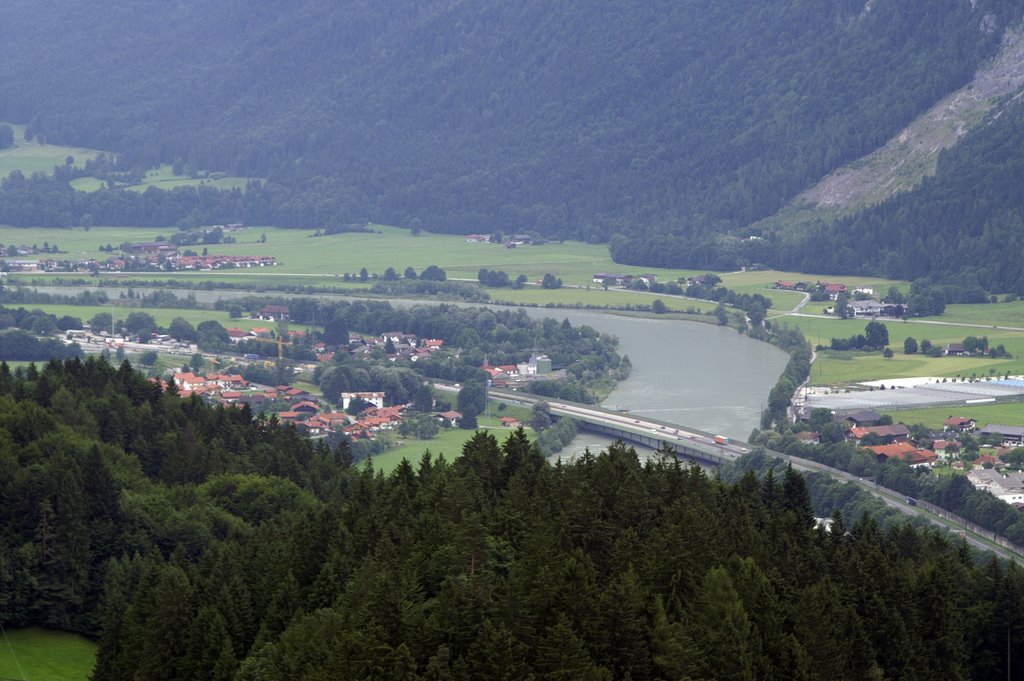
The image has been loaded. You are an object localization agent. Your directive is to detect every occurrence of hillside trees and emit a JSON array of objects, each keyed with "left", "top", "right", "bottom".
[
  {"left": 0, "top": 1, "right": 1020, "bottom": 286},
  {"left": 2, "top": 357, "right": 1024, "bottom": 678}
]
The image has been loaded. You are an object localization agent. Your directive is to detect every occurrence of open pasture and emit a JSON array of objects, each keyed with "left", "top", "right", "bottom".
[
  {"left": 364, "top": 416, "right": 534, "bottom": 475},
  {"left": 69, "top": 164, "right": 255, "bottom": 193},
  {"left": 881, "top": 401, "right": 1024, "bottom": 430},
  {"left": 722, "top": 267, "right": 908, "bottom": 311},
  {"left": 778, "top": 315, "right": 1024, "bottom": 384},
  {"left": 0, "top": 122, "right": 101, "bottom": 178},
  {"left": 928, "top": 301, "right": 1024, "bottom": 328},
  {"left": 0, "top": 627, "right": 96, "bottom": 681}
]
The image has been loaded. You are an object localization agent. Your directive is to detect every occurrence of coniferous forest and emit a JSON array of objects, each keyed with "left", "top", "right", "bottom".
[
  {"left": 3, "top": 2, "right": 1024, "bottom": 291},
  {"left": 1, "top": 357, "right": 1024, "bottom": 679}
]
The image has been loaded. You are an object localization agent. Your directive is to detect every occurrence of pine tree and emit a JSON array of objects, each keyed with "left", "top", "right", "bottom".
[
  {"left": 465, "top": 619, "right": 531, "bottom": 681},
  {"left": 691, "top": 566, "right": 755, "bottom": 681}
]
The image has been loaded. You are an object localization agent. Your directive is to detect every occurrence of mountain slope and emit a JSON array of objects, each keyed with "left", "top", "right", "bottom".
[
  {"left": 766, "top": 22, "right": 1024, "bottom": 226},
  {"left": 0, "top": 0, "right": 1018, "bottom": 241}
]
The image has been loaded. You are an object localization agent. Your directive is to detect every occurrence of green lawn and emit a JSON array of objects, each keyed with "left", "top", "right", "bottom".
[
  {"left": 0, "top": 122, "right": 101, "bottom": 178},
  {"left": 6, "top": 303, "right": 295, "bottom": 332},
  {"left": 364, "top": 412, "right": 535, "bottom": 475},
  {"left": 810, "top": 350, "right": 1022, "bottom": 385},
  {"left": 927, "top": 301, "right": 1024, "bottom": 328},
  {"left": 882, "top": 401, "right": 1024, "bottom": 430},
  {"left": 0, "top": 627, "right": 96, "bottom": 681},
  {"left": 69, "top": 164, "right": 255, "bottom": 194},
  {"left": 2, "top": 224, "right": 714, "bottom": 310},
  {"left": 776, "top": 315, "right": 1024, "bottom": 384}
]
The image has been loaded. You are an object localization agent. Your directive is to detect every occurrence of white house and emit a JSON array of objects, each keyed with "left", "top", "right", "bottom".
[
  {"left": 967, "top": 469, "right": 1024, "bottom": 505},
  {"left": 341, "top": 391, "right": 385, "bottom": 410}
]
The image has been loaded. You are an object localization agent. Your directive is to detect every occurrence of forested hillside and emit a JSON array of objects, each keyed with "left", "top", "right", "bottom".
[
  {"left": 0, "top": 1, "right": 1019, "bottom": 244},
  {"left": 3, "top": 357, "right": 1024, "bottom": 679},
  {"left": 773, "top": 96, "right": 1024, "bottom": 293}
]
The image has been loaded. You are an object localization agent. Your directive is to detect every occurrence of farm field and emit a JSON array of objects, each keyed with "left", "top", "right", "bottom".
[
  {"left": 810, "top": 350, "right": 1022, "bottom": 384},
  {"left": 778, "top": 315, "right": 1024, "bottom": 384},
  {"left": 0, "top": 122, "right": 101, "bottom": 178},
  {"left": 2, "top": 224, "right": 1020, "bottom": 387},
  {"left": 926, "top": 301, "right": 1024, "bottom": 328},
  {"left": 0, "top": 223, "right": 911, "bottom": 314},
  {"left": 721, "top": 268, "right": 907, "bottom": 309},
  {"left": 70, "top": 164, "right": 256, "bottom": 193},
  {"left": 0, "top": 627, "right": 96, "bottom": 681},
  {"left": 1, "top": 224, "right": 695, "bottom": 285},
  {"left": 8, "top": 303, "right": 299, "bottom": 332},
  {"left": 881, "top": 401, "right": 1024, "bottom": 430},
  {"left": 364, "top": 419, "right": 535, "bottom": 475},
  {"left": 487, "top": 286, "right": 718, "bottom": 312}
]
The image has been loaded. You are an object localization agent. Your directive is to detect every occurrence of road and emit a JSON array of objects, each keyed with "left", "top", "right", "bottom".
[{"left": 458, "top": 385, "right": 1024, "bottom": 564}]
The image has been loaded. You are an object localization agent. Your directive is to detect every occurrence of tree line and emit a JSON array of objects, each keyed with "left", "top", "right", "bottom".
[
  {"left": 1, "top": 1, "right": 1021, "bottom": 284},
  {"left": 4, "top": 356, "right": 1024, "bottom": 678}
]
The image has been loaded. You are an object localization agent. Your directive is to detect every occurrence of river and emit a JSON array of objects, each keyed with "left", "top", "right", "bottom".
[{"left": 25, "top": 285, "right": 788, "bottom": 453}]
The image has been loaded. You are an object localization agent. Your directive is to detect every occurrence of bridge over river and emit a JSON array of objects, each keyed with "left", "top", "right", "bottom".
[
  {"left": 488, "top": 388, "right": 748, "bottom": 465},
  {"left": 484, "top": 388, "right": 1024, "bottom": 565}
]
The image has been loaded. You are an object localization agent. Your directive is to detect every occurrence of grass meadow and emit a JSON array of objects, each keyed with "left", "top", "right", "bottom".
[
  {"left": 777, "top": 315, "right": 1024, "bottom": 384},
  {"left": 927, "top": 301, "right": 1024, "bottom": 328},
  {"left": 881, "top": 401, "right": 1024, "bottom": 430},
  {"left": 0, "top": 627, "right": 96, "bottom": 681},
  {"left": 0, "top": 123, "right": 102, "bottom": 178},
  {"left": 363, "top": 411, "right": 535, "bottom": 475},
  {"left": 10, "top": 303, "right": 305, "bottom": 333},
  {"left": 69, "top": 164, "right": 256, "bottom": 194},
  {"left": 1, "top": 223, "right": 1020, "bottom": 387}
]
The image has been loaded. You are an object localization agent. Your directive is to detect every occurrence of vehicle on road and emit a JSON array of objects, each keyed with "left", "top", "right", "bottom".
[
  {"left": 906, "top": 497, "right": 918, "bottom": 506},
  {"left": 714, "top": 435, "right": 729, "bottom": 445}
]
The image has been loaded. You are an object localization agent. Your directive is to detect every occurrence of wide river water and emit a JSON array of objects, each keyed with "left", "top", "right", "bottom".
[{"left": 27, "top": 286, "right": 788, "bottom": 453}]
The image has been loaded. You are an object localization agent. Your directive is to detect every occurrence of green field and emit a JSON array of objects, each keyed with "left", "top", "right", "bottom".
[
  {"left": 0, "top": 223, "right": 908, "bottom": 314},
  {"left": 777, "top": 315, "right": 1024, "bottom": 384},
  {"left": 1, "top": 223, "right": 1021, "bottom": 389},
  {"left": 721, "top": 268, "right": 907, "bottom": 311},
  {"left": 7, "top": 303, "right": 300, "bottom": 332},
  {"left": 1, "top": 224, "right": 711, "bottom": 309},
  {"left": 364, "top": 409, "right": 535, "bottom": 475},
  {"left": 0, "top": 123, "right": 101, "bottom": 178},
  {"left": 70, "top": 164, "right": 256, "bottom": 194},
  {"left": 0, "top": 627, "right": 96, "bottom": 681},
  {"left": 927, "top": 301, "right": 1024, "bottom": 328},
  {"left": 881, "top": 401, "right": 1024, "bottom": 430}
]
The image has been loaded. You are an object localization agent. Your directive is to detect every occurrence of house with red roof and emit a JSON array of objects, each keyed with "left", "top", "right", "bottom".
[
  {"left": 437, "top": 410, "right": 462, "bottom": 427},
  {"left": 822, "top": 282, "right": 848, "bottom": 299},
  {"left": 944, "top": 416, "right": 977, "bottom": 432},
  {"left": 173, "top": 372, "right": 207, "bottom": 391},
  {"left": 292, "top": 400, "right": 321, "bottom": 414},
  {"left": 866, "top": 442, "right": 936, "bottom": 467},
  {"left": 931, "top": 439, "right": 960, "bottom": 461},
  {"left": 847, "top": 424, "right": 910, "bottom": 445},
  {"left": 259, "top": 304, "right": 290, "bottom": 321}
]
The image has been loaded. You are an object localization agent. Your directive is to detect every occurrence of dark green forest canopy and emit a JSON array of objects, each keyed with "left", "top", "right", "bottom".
[
  {"left": 3, "top": 356, "right": 1024, "bottom": 679},
  {"left": 1, "top": 1, "right": 1020, "bottom": 248}
]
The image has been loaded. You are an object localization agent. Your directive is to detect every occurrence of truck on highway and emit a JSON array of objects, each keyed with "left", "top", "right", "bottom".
[{"left": 714, "top": 435, "right": 729, "bottom": 445}]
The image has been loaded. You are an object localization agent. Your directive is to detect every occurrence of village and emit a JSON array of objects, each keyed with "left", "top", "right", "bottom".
[
  {"left": 1, "top": 244, "right": 277, "bottom": 273},
  {"left": 792, "top": 409, "right": 1024, "bottom": 506},
  {"left": 144, "top": 310, "right": 555, "bottom": 445}
]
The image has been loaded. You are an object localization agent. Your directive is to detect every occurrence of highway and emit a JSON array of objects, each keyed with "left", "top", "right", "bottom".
[{"left": 472, "top": 385, "right": 1024, "bottom": 564}]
